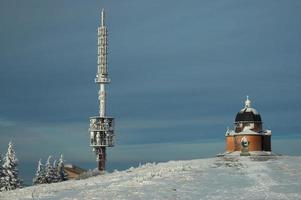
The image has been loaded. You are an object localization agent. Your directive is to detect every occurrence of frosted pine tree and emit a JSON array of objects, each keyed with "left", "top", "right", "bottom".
[
  {"left": 1, "top": 142, "right": 21, "bottom": 191},
  {"left": 57, "top": 154, "right": 68, "bottom": 181},
  {"left": 0, "top": 153, "right": 4, "bottom": 190},
  {"left": 52, "top": 160, "right": 60, "bottom": 183},
  {"left": 45, "top": 156, "right": 56, "bottom": 183},
  {"left": 32, "top": 159, "right": 46, "bottom": 185}
]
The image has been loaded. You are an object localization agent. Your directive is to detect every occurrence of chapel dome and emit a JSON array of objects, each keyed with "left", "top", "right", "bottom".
[{"left": 235, "top": 96, "right": 262, "bottom": 122}]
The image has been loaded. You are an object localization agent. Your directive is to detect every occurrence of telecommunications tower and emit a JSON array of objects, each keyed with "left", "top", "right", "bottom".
[{"left": 89, "top": 9, "right": 115, "bottom": 171}]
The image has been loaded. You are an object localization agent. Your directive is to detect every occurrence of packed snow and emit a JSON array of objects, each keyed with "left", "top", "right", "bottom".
[{"left": 1, "top": 156, "right": 301, "bottom": 200}]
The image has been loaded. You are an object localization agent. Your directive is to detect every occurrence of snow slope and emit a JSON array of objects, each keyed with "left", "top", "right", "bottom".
[{"left": 1, "top": 156, "right": 301, "bottom": 200}]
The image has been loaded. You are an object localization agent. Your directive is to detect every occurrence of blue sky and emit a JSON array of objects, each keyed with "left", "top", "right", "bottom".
[{"left": 0, "top": 0, "right": 301, "bottom": 172}]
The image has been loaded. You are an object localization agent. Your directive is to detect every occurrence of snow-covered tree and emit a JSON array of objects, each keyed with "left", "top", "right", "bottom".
[
  {"left": 52, "top": 160, "right": 60, "bottom": 183},
  {"left": 45, "top": 156, "right": 56, "bottom": 184},
  {"left": 32, "top": 159, "right": 46, "bottom": 185},
  {"left": 38, "top": 155, "right": 68, "bottom": 184},
  {"left": 57, "top": 154, "right": 68, "bottom": 182},
  {"left": 0, "top": 153, "right": 4, "bottom": 190},
  {"left": 1, "top": 142, "right": 21, "bottom": 191}
]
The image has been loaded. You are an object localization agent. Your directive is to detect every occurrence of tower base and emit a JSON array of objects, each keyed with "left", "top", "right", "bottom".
[{"left": 97, "top": 147, "right": 106, "bottom": 171}]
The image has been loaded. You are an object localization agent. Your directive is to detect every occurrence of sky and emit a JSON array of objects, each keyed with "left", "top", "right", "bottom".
[{"left": 0, "top": 0, "right": 301, "bottom": 178}]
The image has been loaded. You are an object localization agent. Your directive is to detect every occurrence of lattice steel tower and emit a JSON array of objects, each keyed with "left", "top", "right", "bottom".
[{"left": 89, "top": 9, "right": 115, "bottom": 171}]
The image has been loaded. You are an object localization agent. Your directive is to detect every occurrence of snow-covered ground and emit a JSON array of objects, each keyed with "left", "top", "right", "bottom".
[{"left": 1, "top": 156, "right": 301, "bottom": 200}]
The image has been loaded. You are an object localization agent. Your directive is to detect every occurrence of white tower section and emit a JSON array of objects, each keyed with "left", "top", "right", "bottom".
[
  {"left": 89, "top": 9, "right": 115, "bottom": 171},
  {"left": 96, "top": 9, "right": 110, "bottom": 117}
]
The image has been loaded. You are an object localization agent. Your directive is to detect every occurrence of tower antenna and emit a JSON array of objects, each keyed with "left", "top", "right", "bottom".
[{"left": 89, "top": 9, "right": 115, "bottom": 171}]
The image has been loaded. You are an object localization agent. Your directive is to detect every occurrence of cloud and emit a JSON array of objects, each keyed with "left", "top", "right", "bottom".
[
  {"left": 0, "top": 118, "right": 15, "bottom": 127},
  {"left": 0, "top": 0, "right": 301, "bottom": 167}
]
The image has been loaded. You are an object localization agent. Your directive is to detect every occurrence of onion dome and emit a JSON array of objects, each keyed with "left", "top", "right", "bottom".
[{"left": 235, "top": 96, "right": 262, "bottom": 122}]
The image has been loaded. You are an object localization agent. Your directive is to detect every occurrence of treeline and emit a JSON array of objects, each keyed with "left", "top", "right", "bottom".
[
  {"left": 0, "top": 141, "right": 69, "bottom": 192},
  {"left": 33, "top": 155, "right": 68, "bottom": 185}
]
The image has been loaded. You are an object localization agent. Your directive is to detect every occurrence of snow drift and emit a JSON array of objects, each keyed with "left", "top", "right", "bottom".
[{"left": 1, "top": 156, "right": 301, "bottom": 200}]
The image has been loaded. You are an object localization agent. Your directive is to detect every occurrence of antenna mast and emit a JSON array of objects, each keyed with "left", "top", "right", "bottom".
[{"left": 89, "top": 9, "right": 115, "bottom": 171}]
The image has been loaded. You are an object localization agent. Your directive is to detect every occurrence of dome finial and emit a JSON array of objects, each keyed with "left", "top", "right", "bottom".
[{"left": 245, "top": 95, "right": 251, "bottom": 108}]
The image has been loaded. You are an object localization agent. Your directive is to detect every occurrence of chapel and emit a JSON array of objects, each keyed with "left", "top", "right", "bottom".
[{"left": 225, "top": 97, "right": 272, "bottom": 153}]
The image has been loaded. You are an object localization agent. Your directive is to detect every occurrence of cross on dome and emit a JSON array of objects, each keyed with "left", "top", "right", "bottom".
[{"left": 245, "top": 95, "right": 251, "bottom": 108}]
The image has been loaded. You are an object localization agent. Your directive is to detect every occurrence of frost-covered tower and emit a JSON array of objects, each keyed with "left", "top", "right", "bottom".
[{"left": 89, "top": 9, "right": 115, "bottom": 171}]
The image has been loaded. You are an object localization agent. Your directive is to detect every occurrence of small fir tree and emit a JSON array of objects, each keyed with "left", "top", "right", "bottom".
[
  {"left": 57, "top": 154, "right": 68, "bottom": 182},
  {"left": 52, "top": 160, "right": 60, "bottom": 183},
  {"left": 1, "top": 142, "right": 21, "bottom": 191},
  {"left": 32, "top": 159, "right": 46, "bottom": 185},
  {"left": 45, "top": 156, "right": 56, "bottom": 183},
  {"left": 0, "top": 153, "right": 4, "bottom": 190}
]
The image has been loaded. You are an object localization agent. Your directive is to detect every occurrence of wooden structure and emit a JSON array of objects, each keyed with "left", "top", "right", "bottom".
[{"left": 64, "top": 164, "right": 86, "bottom": 180}]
